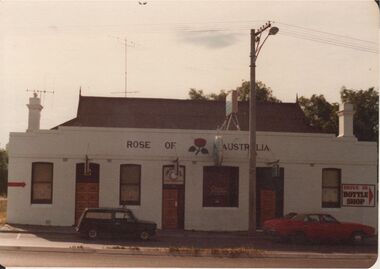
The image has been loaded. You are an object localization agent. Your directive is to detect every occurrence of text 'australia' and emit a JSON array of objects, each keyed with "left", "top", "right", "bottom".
[{"left": 223, "top": 143, "right": 270, "bottom": 152}]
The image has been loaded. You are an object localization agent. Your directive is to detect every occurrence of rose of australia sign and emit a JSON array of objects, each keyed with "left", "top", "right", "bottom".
[
  {"left": 342, "top": 184, "right": 376, "bottom": 207},
  {"left": 188, "top": 138, "right": 209, "bottom": 155}
]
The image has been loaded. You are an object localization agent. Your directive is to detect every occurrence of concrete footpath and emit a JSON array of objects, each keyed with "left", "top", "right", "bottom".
[{"left": 0, "top": 224, "right": 377, "bottom": 259}]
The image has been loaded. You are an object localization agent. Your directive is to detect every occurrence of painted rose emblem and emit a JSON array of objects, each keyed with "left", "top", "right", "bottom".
[{"left": 189, "top": 138, "right": 209, "bottom": 155}]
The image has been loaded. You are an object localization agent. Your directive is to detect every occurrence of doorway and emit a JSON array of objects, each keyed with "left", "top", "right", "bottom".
[
  {"left": 256, "top": 167, "right": 284, "bottom": 228},
  {"left": 162, "top": 165, "right": 185, "bottom": 229},
  {"left": 75, "top": 163, "right": 100, "bottom": 224}
]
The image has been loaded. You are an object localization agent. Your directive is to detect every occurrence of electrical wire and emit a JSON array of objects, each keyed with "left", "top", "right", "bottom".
[
  {"left": 273, "top": 21, "right": 377, "bottom": 44},
  {"left": 7, "top": 19, "right": 378, "bottom": 53}
]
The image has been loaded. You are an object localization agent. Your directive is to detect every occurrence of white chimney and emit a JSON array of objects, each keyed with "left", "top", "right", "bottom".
[
  {"left": 27, "top": 93, "right": 43, "bottom": 132},
  {"left": 338, "top": 103, "right": 355, "bottom": 139}
]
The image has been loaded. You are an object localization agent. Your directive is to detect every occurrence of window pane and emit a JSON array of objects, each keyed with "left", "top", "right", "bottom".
[
  {"left": 33, "top": 183, "right": 52, "bottom": 200},
  {"left": 85, "top": 212, "right": 112, "bottom": 219},
  {"left": 322, "top": 188, "right": 339, "bottom": 203},
  {"left": 120, "top": 185, "right": 140, "bottom": 202},
  {"left": 121, "top": 165, "right": 140, "bottom": 184},
  {"left": 322, "top": 170, "right": 340, "bottom": 187},
  {"left": 115, "top": 212, "right": 132, "bottom": 220},
  {"left": 33, "top": 163, "right": 53, "bottom": 182}
]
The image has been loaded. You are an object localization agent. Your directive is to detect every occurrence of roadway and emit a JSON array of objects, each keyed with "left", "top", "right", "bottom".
[{"left": 0, "top": 248, "right": 377, "bottom": 267}]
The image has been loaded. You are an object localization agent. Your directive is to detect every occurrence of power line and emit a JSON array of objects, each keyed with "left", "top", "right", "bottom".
[
  {"left": 280, "top": 30, "right": 378, "bottom": 54},
  {"left": 274, "top": 21, "right": 377, "bottom": 45}
]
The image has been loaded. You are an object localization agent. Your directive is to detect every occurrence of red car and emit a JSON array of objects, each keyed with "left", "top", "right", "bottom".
[{"left": 263, "top": 213, "right": 375, "bottom": 244}]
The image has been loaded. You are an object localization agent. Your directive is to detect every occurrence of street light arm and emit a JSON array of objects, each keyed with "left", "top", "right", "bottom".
[{"left": 255, "top": 33, "right": 271, "bottom": 59}]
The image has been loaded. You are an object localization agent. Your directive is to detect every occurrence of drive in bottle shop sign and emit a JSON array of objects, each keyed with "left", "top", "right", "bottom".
[{"left": 342, "top": 184, "right": 376, "bottom": 207}]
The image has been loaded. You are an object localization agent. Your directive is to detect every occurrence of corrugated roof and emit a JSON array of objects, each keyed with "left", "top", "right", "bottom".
[{"left": 54, "top": 95, "right": 323, "bottom": 133}]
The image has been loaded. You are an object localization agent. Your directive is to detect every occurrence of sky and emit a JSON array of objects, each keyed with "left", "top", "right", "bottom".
[{"left": 0, "top": 0, "right": 379, "bottom": 148}]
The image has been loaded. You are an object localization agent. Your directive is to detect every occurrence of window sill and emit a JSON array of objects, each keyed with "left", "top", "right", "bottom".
[
  {"left": 31, "top": 204, "right": 53, "bottom": 208},
  {"left": 202, "top": 207, "right": 239, "bottom": 210}
]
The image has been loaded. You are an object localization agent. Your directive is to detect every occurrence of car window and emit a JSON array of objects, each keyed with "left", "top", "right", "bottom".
[
  {"left": 321, "top": 214, "right": 338, "bottom": 223},
  {"left": 292, "top": 214, "right": 306, "bottom": 221},
  {"left": 306, "top": 215, "right": 320, "bottom": 223},
  {"left": 115, "top": 211, "right": 133, "bottom": 220},
  {"left": 85, "top": 212, "right": 112, "bottom": 220}
]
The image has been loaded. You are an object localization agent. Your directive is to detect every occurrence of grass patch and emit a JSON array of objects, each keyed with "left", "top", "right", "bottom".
[{"left": 0, "top": 198, "right": 6, "bottom": 224}]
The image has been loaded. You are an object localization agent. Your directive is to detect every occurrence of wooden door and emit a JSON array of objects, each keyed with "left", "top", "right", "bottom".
[
  {"left": 260, "top": 189, "right": 276, "bottom": 227},
  {"left": 75, "top": 163, "right": 100, "bottom": 224},
  {"left": 75, "top": 182, "right": 99, "bottom": 223},
  {"left": 162, "top": 189, "right": 178, "bottom": 229}
]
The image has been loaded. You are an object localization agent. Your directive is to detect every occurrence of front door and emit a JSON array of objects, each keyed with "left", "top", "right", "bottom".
[
  {"left": 260, "top": 189, "right": 277, "bottom": 227},
  {"left": 162, "top": 189, "right": 180, "bottom": 229},
  {"left": 162, "top": 165, "right": 185, "bottom": 229},
  {"left": 75, "top": 163, "right": 100, "bottom": 224},
  {"left": 256, "top": 167, "right": 284, "bottom": 228}
]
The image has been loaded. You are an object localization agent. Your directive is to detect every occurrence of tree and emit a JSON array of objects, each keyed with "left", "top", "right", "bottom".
[
  {"left": 0, "top": 150, "right": 7, "bottom": 196},
  {"left": 188, "top": 88, "right": 228, "bottom": 101},
  {"left": 236, "top": 80, "right": 281, "bottom": 102},
  {"left": 188, "top": 80, "right": 281, "bottom": 103},
  {"left": 340, "top": 87, "right": 378, "bottom": 142},
  {"left": 298, "top": 95, "right": 339, "bottom": 134},
  {"left": 298, "top": 87, "right": 378, "bottom": 142}
]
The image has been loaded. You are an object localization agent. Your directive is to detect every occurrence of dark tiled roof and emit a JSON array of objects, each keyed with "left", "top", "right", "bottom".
[{"left": 54, "top": 95, "right": 322, "bottom": 133}]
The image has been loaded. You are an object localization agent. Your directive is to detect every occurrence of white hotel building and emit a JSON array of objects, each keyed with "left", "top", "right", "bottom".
[{"left": 7, "top": 93, "right": 378, "bottom": 231}]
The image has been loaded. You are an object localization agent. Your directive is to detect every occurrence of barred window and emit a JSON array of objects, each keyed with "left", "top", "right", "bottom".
[
  {"left": 31, "top": 162, "right": 53, "bottom": 204},
  {"left": 322, "top": 168, "right": 341, "bottom": 208},
  {"left": 120, "top": 164, "right": 141, "bottom": 205}
]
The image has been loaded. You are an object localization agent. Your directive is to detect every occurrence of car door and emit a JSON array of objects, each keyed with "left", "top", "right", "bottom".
[
  {"left": 114, "top": 211, "right": 138, "bottom": 236},
  {"left": 303, "top": 214, "right": 324, "bottom": 241},
  {"left": 320, "top": 214, "right": 343, "bottom": 241}
]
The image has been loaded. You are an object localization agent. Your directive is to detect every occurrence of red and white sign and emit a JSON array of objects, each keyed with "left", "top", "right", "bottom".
[
  {"left": 342, "top": 184, "right": 376, "bottom": 207},
  {"left": 8, "top": 182, "right": 26, "bottom": 187}
]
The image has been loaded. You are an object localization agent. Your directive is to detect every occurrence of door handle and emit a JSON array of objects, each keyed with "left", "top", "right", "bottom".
[{"left": 175, "top": 201, "right": 178, "bottom": 207}]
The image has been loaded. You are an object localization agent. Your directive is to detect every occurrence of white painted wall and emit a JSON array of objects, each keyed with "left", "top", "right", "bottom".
[{"left": 7, "top": 126, "right": 378, "bottom": 231}]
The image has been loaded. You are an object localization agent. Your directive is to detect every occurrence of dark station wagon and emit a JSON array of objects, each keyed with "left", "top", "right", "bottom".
[{"left": 76, "top": 207, "right": 157, "bottom": 240}]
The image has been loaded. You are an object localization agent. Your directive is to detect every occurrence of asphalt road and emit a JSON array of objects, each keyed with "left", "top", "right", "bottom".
[{"left": 0, "top": 249, "right": 377, "bottom": 268}]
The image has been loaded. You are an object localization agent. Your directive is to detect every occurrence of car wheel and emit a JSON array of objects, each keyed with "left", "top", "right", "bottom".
[
  {"left": 291, "top": 232, "right": 306, "bottom": 244},
  {"left": 351, "top": 231, "right": 365, "bottom": 244},
  {"left": 140, "top": 231, "right": 150, "bottom": 241},
  {"left": 88, "top": 228, "right": 98, "bottom": 240}
]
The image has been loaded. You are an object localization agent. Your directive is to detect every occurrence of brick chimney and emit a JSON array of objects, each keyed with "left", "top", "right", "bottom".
[
  {"left": 27, "top": 93, "right": 43, "bottom": 132},
  {"left": 338, "top": 103, "right": 355, "bottom": 139}
]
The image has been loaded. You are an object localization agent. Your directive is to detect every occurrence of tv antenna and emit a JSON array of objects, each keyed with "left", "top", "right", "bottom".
[
  {"left": 26, "top": 89, "right": 55, "bottom": 98},
  {"left": 26, "top": 89, "right": 55, "bottom": 106},
  {"left": 109, "top": 35, "right": 136, "bottom": 97}
]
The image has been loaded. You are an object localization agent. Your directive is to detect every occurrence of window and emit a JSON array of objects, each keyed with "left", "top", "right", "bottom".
[
  {"left": 203, "top": 166, "right": 239, "bottom": 207},
  {"left": 85, "top": 211, "right": 112, "bottom": 220},
  {"left": 31, "top": 162, "right": 53, "bottom": 204},
  {"left": 120, "top": 164, "right": 141, "bottom": 205},
  {"left": 321, "top": 214, "right": 338, "bottom": 223},
  {"left": 115, "top": 211, "right": 134, "bottom": 220},
  {"left": 306, "top": 215, "right": 320, "bottom": 223},
  {"left": 322, "top": 168, "right": 341, "bottom": 208}
]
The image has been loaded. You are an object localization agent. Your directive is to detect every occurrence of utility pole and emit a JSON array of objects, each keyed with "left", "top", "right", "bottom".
[
  {"left": 248, "top": 28, "right": 257, "bottom": 235},
  {"left": 248, "top": 22, "right": 279, "bottom": 235}
]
